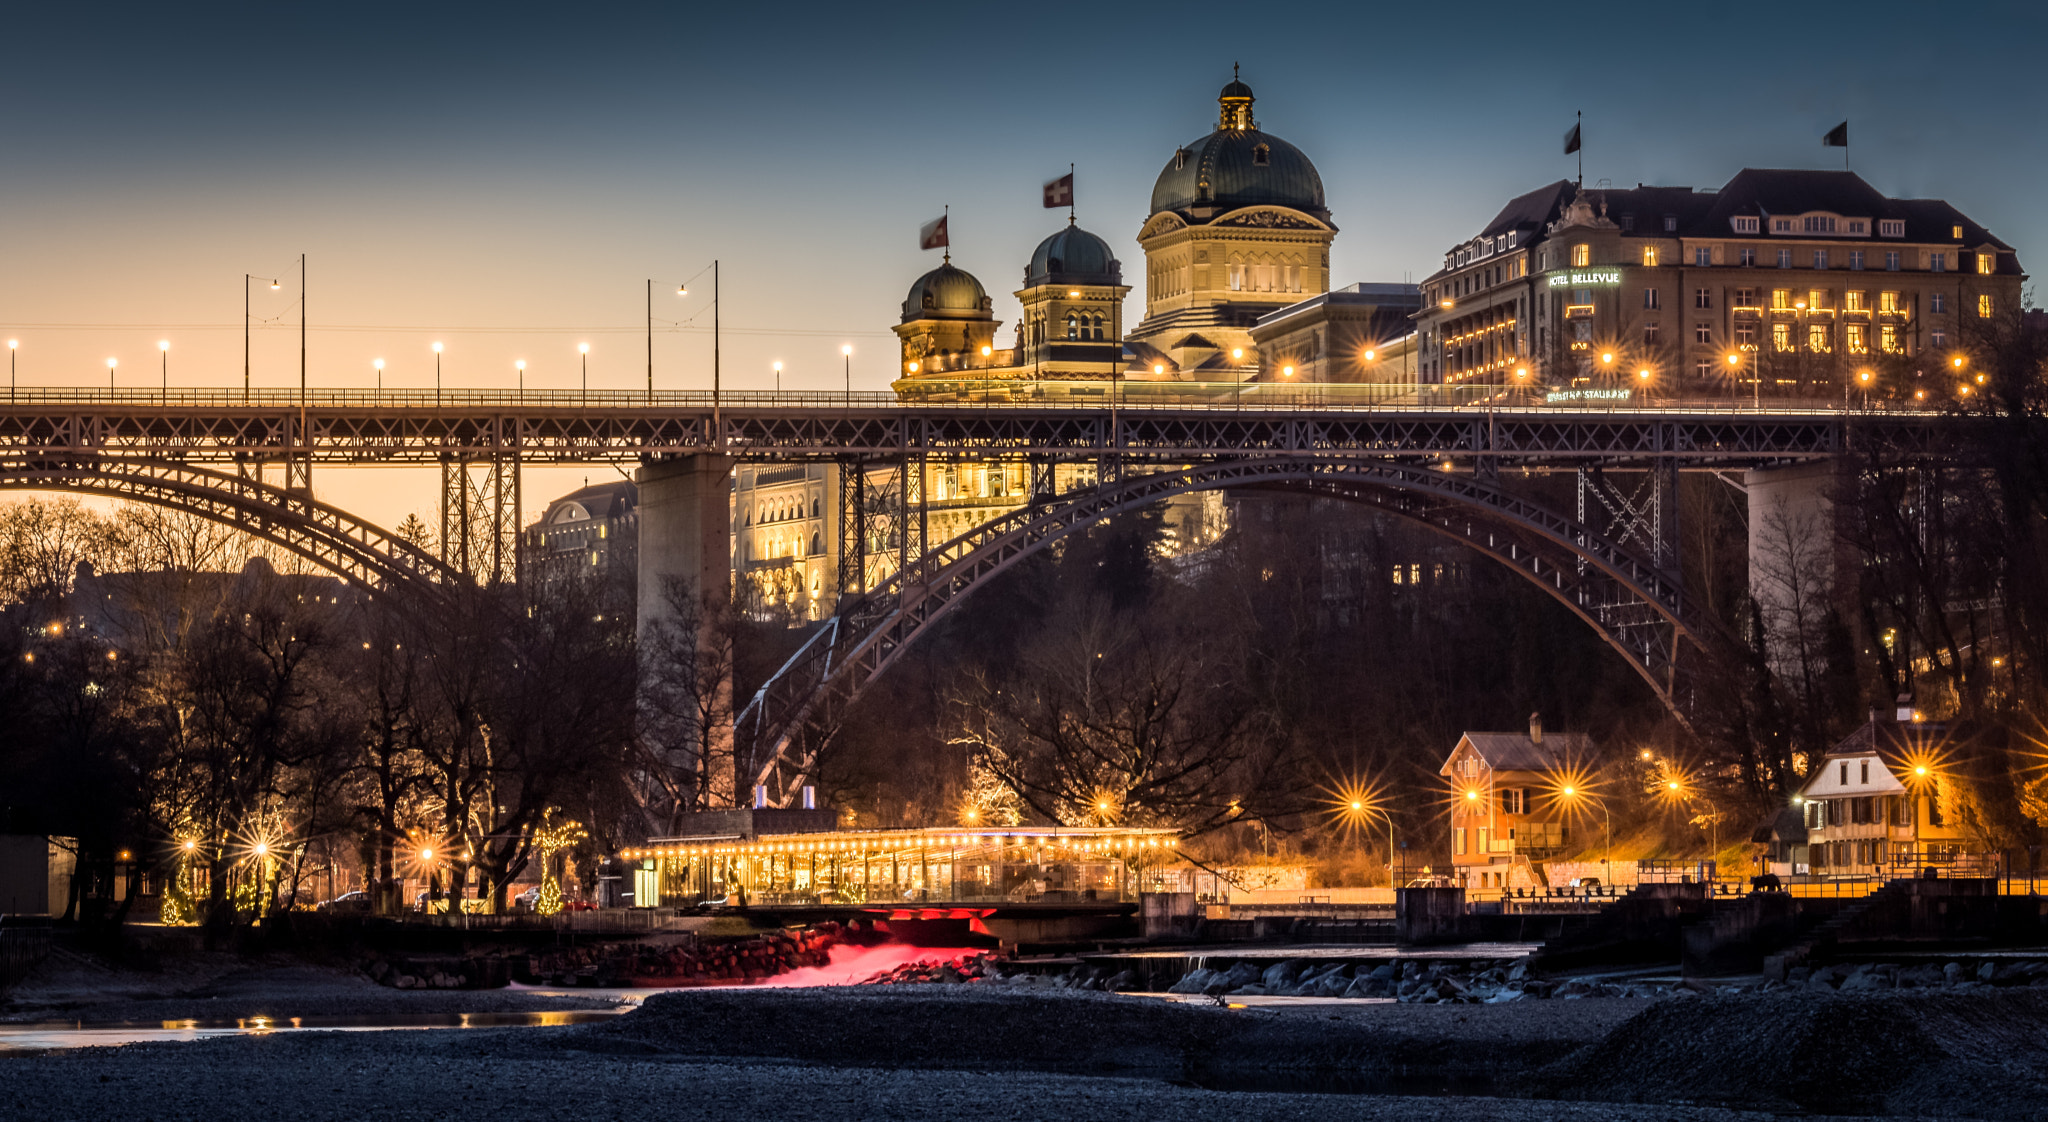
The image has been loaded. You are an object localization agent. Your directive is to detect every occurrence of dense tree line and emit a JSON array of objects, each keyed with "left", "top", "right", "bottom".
[{"left": 0, "top": 502, "right": 650, "bottom": 929}]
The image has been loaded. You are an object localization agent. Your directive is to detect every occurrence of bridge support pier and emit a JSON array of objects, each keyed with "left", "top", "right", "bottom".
[
  {"left": 1745, "top": 460, "right": 1852, "bottom": 677},
  {"left": 636, "top": 453, "right": 738, "bottom": 803}
]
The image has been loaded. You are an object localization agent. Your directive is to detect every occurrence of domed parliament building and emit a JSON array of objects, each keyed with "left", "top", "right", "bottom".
[
  {"left": 737, "top": 74, "right": 1397, "bottom": 620},
  {"left": 891, "top": 74, "right": 1344, "bottom": 391}
]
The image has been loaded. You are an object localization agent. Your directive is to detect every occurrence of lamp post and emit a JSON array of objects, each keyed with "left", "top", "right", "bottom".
[
  {"left": 515, "top": 359, "right": 526, "bottom": 395},
  {"left": 297, "top": 253, "right": 306, "bottom": 405},
  {"left": 648, "top": 277, "right": 690, "bottom": 403},
  {"left": 773, "top": 360, "right": 782, "bottom": 394},
  {"left": 7, "top": 339, "right": 15, "bottom": 401},
  {"left": 1726, "top": 350, "right": 1757, "bottom": 410},
  {"left": 159, "top": 340, "right": 169, "bottom": 403},
  {"left": 1231, "top": 346, "right": 1244, "bottom": 406},
  {"left": 578, "top": 343, "right": 589, "bottom": 400},
  {"left": 432, "top": 342, "right": 444, "bottom": 404},
  {"left": 246, "top": 273, "right": 278, "bottom": 402},
  {"left": 842, "top": 344, "right": 853, "bottom": 402},
  {"left": 106, "top": 357, "right": 117, "bottom": 393},
  {"left": 373, "top": 358, "right": 384, "bottom": 393}
]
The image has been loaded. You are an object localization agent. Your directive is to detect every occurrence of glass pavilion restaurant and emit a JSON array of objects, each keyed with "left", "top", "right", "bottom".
[{"left": 614, "top": 810, "right": 1179, "bottom": 941}]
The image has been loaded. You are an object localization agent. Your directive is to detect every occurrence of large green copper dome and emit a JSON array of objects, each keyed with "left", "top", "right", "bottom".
[{"left": 1150, "top": 79, "right": 1327, "bottom": 222}]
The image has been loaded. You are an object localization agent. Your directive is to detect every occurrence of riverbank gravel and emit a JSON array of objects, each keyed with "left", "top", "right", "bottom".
[
  {"left": 3, "top": 962, "right": 622, "bottom": 1024},
  {"left": 0, "top": 1030, "right": 1879, "bottom": 1122}
]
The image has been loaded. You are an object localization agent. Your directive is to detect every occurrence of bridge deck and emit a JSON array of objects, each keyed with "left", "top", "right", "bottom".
[{"left": 0, "top": 387, "right": 1946, "bottom": 464}]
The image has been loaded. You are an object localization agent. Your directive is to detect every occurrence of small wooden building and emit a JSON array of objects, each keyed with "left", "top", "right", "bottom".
[{"left": 1439, "top": 715, "right": 1594, "bottom": 892}]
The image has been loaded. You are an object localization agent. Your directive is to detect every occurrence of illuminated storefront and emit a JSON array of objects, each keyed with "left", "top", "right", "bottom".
[{"left": 618, "top": 826, "right": 1179, "bottom": 908}]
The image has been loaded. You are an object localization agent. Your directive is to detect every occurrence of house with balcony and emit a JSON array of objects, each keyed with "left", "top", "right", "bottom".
[
  {"left": 1440, "top": 715, "right": 1594, "bottom": 892},
  {"left": 1797, "top": 708, "right": 1974, "bottom": 877}
]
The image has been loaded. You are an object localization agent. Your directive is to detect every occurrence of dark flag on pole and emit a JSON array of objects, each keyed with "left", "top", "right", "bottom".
[
  {"left": 919, "top": 213, "right": 949, "bottom": 251},
  {"left": 1823, "top": 121, "right": 1848, "bottom": 147},
  {"left": 1563, "top": 121, "right": 1581, "bottom": 155},
  {"left": 1043, "top": 172, "right": 1074, "bottom": 209}
]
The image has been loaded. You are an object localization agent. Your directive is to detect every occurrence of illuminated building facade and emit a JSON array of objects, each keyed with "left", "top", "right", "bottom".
[
  {"left": 1249, "top": 283, "right": 1422, "bottom": 387},
  {"left": 1796, "top": 712, "right": 1974, "bottom": 877},
  {"left": 732, "top": 463, "right": 836, "bottom": 620},
  {"left": 619, "top": 825, "right": 1179, "bottom": 908},
  {"left": 1440, "top": 716, "right": 1593, "bottom": 892},
  {"left": 521, "top": 479, "right": 638, "bottom": 595},
  {"left": 1415, "top": 170, "right": 2026, "bottom": 400}
]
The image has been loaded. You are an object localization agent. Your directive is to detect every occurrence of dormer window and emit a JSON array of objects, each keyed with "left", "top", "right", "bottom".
[
  {"left": 1773, "top": 217, "right": 1796, "bottom": 233},
  {"left": 1803, "top": 216, "right": 1838, "bottom": 234},
  {"left": 1571, "top": 244, "right": 1590, "bottom": 268},
  {"left": 1952, "top": 224, "right": 1964, "bottom": 239},
  {"left": 1172, "top": 147, "right": 1188, "bottom": 170},
  {"left": 1620, "top": 213, "right": 1635, "bottom": 231},
  {"left": 1732, "top": 216, "right": 1760, "bottom": 234},
  {"left": 1252, "top": 144, "right": 1270, "bottom": 166},
  {"left": 1663, "top": 215, "right": 1678, "bottom": 232},
  {"left": 1879, "top": 219, "right": 1904, "bottom": 237}
]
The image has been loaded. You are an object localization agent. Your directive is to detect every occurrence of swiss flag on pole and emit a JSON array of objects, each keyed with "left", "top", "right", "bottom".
[
  {"left": 1043, "top": 172, "right": 1074, "bottom": 209},
  {"left": 919, "top": 214, "right": 949, "bottom": 251}
]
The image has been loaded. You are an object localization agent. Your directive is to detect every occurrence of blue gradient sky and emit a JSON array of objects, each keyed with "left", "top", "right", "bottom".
[{"left": 3, "top": 1, "right": 2042, "bottom": 527}]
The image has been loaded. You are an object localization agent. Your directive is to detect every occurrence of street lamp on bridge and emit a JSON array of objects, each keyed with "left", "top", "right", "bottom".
[
  {"left": 842, "top": 344, "right": 853, "bottom": 401},
  {"left": 1726, "top": 350, "right": 1758, "bottom": 410},
  {"left": 515, "top": 359, "right": 526, "bottom": 394},
  {"left": 6, "top": 339, "right": 15, "bottom": 401},
  {"left": 245, "top": 273, "right": 279, "bottom": 402},
  {"left": 773, "top": 360, "right": 783, "bottom": 394},
  {"left": 106, "top": 356, "right": 117, "bottom": 392},
  {"left": 158, "top": 340, "right": 169, "bottom": 403},
  {"left": 578, "top": 343, "right": 590, "bottom": 400},
  {"left": 432, "top": 342, "right": 444, "bottom": 404},
  {"left": 374, "top": 358, "right": 384, "bottom": 392}
]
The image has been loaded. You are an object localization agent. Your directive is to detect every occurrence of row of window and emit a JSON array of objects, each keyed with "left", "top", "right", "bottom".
[
  {"left": 1733, "top": 215, "right": 1916, "bottom": 238},
  {"left": 1226, "top": 262, "right": 1308, "bottom": 293},
  {"left": 1611, "top": 244, "right": 1992, "bottom": 273}
]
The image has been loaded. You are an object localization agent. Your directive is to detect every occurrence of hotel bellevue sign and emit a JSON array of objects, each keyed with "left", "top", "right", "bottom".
[{"left": 1547, "top": 269, "right": 1623, "bottom": 287}]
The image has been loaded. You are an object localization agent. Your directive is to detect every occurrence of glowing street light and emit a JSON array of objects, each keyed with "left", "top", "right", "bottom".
[
  {"left": 515, "top": 359, "right": 526, "bottom": 394},
  {"left": 7, "top": 339, "right": 15, "bottom": 401},
  {"left": 158, "top": 340, "right": 170, "bottom": 402},
  {"left": 578, "top": 342, "right": 590, "bottom": 398},
  {"left": 106, "top": 356, "right": 117, "bottom": 392},
  {"left": 373, "top": 358, "right": 385, "bottom": 392},
  {"left": 772, "top": 360, "right": 783, "bottom": 393},
  {"left": 842, "top": 343, "right": 853, "bottom": 400},
  {"left": 432, "top": 341, "right": 445, "bottom": 403}
]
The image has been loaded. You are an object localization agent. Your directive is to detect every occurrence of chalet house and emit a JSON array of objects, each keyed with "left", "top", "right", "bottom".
[
  {"left": 1796, "top": 710, "right": 1971, "bottom": 876},
  {"left": 1440, "top": 714, "right": 1594, "bottom": 892}
]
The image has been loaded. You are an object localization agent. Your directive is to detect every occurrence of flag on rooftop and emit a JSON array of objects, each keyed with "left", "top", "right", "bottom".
[
  {"left": 1043, "top": 172, "right": 1073, "bottom": 209},
  {"left": 1823, "top": 121, "right": 1848, "bottom": 147},
  {"left": 918, "top": 214, "right": 949, "bottom": 251}
]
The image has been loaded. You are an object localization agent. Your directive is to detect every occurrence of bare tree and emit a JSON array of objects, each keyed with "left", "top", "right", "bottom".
[
  {"left": 951, "top": 595, "right": 1300, "bottom": 836},
  {"left": 635, "top": 575, "right": 739, "bottom": 830}
]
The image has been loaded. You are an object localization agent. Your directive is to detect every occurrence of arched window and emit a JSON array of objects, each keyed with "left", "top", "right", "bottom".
[
  {"left": 1253, "top": 144, "right": 1270, "bottom": 166},
  {"left": 811, "top": 531, "right": 822, "bottom": 555},
  {"left": 1066, "top": 314, "right": 1078, "bottom": 340},
  {"left": 1092, "top": 315, "right": 1105, "bottom": 340}
]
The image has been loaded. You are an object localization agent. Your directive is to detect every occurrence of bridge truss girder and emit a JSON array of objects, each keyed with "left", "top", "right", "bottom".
[
  {"left": 0, "top": 455, "right": 455, "bottom": 601},
  {"left": 738, "top": 455, "right": 1724, "bottom": 808}
]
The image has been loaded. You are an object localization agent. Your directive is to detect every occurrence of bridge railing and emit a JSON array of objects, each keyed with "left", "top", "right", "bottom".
[{"left": 0, "top": 382, "right": 1936, "bottom": 415}]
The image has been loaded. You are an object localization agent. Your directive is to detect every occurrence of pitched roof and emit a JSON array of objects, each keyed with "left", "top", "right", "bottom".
[{"left": 1443, "top": 730, "right": 1594, "bottom": 774}]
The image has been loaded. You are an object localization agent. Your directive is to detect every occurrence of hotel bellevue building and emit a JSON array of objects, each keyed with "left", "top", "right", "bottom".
[{"left": 1413, "top": 170, "right": 2026, "bottom": 402}]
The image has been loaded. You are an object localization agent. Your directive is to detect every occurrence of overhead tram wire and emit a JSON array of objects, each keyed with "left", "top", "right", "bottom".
[{"left": 11, "top": 321, "right": 892, "bottom": 339}]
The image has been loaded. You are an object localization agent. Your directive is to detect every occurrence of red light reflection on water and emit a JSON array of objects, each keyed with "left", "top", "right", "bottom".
[{"left": 757, "top": 942, "right": 985, "bottom": 988}]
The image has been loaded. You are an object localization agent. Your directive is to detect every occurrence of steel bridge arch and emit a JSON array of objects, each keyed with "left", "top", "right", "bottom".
[
  {"left": 0, "top": 456, "right": 458, "bottom": 601},
  {"left": 740, "top": 455, "right": 1725, "bottom": 806}
]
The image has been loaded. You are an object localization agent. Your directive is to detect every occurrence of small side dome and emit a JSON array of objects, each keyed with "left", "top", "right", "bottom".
[
  {"left": 1025, "top": 225, "right": 1121, "bottom": 287},
  {"left": 901, "top": 262, "right": 992, "bottom": 322}
]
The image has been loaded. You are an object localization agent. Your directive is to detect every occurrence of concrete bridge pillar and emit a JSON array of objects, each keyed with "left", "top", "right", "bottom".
[
  {"left": 635, "top": 453, "right": 737, "bottom": 803},
  {"left": 1744, "top": 460, "right": 1851, "bottom": 674}
]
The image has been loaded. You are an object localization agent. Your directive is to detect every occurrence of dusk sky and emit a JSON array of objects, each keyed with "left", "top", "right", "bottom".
[{"left": 4, "top": 1, "right": 2043, "bottom": 528}]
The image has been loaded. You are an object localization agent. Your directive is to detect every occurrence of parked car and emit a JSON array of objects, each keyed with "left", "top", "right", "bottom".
[
  {"left": 317, "top": 891, "right": 372, "bottom": 914},
  {"left": 513, "top": 887, "right": 541, "bottom": 912}
]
